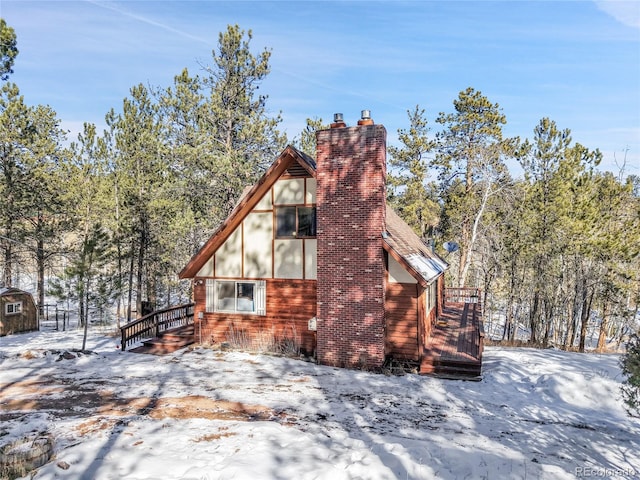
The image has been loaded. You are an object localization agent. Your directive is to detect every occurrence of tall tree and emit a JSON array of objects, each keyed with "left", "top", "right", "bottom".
[
  {"left": 110, "top": 84, "right": 168, "bottom": 319},
  {"left": 199, "top": 24, "right": 286, "bottom": 215},
  {"left": 387, "top": 106, "right": 439, "bottom": 241},
  {"left": 17, "top": 103, "right": 68, "bottom": 313},
  {"left": 435, "top": 87, "right": 517, "bottom": 287},
  {"left": 156, "top": 25, "right": 287, "bottom": 260},
  {"left": 0, "top": 83, "right": 27, "bottom": 287}
]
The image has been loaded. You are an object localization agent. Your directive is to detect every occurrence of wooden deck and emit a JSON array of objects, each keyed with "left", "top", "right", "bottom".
[
  {"left": 129, "top": 324, "right": 195, "bottom": 355},
  {"left": 420, "top": 302, "right": 484, "bottom": 379}
]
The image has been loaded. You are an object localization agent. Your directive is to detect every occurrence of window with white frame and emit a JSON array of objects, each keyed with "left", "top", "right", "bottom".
[
  {"left": 205, "top": 279, "right": 266, "bottom": 315},
  {"left": 5, "top": 302, "right": 22, "bottom": 315}
]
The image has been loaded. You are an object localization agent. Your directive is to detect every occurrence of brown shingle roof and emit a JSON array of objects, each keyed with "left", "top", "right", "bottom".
[{"left": 384, "top": 206, "right": 448, "bottom": 284}]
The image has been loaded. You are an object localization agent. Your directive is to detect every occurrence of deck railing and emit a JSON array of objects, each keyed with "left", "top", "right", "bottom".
[
  {"left": 120, "top": 303, "right": 195, "bottom": 351},
  {"left": 445, "top": 287, "right": 482, "bottom": 306}
]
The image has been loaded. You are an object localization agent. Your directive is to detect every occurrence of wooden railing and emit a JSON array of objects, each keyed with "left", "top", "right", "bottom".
[
  {"left": 120, "top": 303, "right": 195, "bottom": 351},
  {"left": 445, "top": 287, "right": 482, "bottom": 306}
]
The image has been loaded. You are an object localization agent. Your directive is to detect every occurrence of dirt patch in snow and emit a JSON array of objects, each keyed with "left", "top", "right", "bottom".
[{"left": 1, "top": 379, "right": 279, "bottom": 424}]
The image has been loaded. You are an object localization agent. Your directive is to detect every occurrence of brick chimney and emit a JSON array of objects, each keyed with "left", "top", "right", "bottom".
[{"left": 315, "top": 111, "right": 387, "bottom": 369}]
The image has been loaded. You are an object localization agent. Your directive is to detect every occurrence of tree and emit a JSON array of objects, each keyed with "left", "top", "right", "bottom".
[
  {"left": 293, "top": 117, "right": 327, "bottom": 158},
  {"left": 109, "top": 83, "right": 168, "bottom": 320},
  {"left": 50, "top": 224, "right": 112, "bottom": 350},
  {"left": 621, "top": 333, "right": 640, "bottom": 417},
  {"left": 434, "top": 87, "right": 517, "bottom": 287},
  {"left": 198, "top": 24, "right": 286, "bottom": 215},
  {"left": 0, "top": 82, "right": 27, "bottom": 286},
  {"left": 0, "top": 81, "right": 67, "bottom": 308},
  {"left": 387, "top": 106, "right": 440, "bottom": 241},
  {"left": 155, "top": 25, "right": 286, "bottom": 261},
  {"left": 0, "top": 19, "right": 18, "bottom": 81}
]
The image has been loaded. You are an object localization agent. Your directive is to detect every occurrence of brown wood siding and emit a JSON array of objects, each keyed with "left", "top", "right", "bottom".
[
  {"left": 0, "top": 292, "right": 38, "bottom": 336},
  {"left": 193, "top": 278, "right": 317, "bottom": 355},
  {"left": 385, "top": 283, "right": 420, "bottom": 361}
]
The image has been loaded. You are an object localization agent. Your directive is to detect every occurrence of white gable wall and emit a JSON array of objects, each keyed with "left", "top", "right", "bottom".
[
  {"left": 388, "top": 256, "right": 417, "bottom": 284},
  {"left": 206, "top": 178, "right": 317, "bottom": 280},
  {"left": 243, "top": 212, "right": 273, "bottom": 278}
]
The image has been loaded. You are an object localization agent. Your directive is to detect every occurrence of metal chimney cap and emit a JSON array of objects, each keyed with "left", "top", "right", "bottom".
[
  {"left": 334, "top": 113, "right": 344, "bottom": 122},
  {"left": 361, "top": 110, "right": 371, "bottom": 120}
]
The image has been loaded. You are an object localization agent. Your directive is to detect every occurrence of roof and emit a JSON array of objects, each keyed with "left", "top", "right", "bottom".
[
  {"left": 383, "top": 207, "right": 448, "bottom": 285},
  {"left": 180, "top": 144, "right": 447, "bottom": 285},
  {"left": 0, "top": 287, "right": 34, "bottom": 297}
]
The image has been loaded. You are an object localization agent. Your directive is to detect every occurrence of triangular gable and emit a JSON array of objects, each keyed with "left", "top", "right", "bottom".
[
  {"left": 383, "top": 206, "right": 448, "bottom": 286},
  {"left": 179, "top": 145, "right": 316, "bottom": 279}
]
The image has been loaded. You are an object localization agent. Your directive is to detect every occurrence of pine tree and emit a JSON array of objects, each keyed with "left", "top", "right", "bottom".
[
  {"left": 387, "top": 106, "right": 439, "bottom": 241},
  {"left": 621, "top": 333, "right": 640, "bottom": 417},
  {"left": 0, "top": 18, "right": 18, "bottom": 81},
  {"left": 435, "top": 87, "right": 517, "bottom": 287},
  {"left": 293, "top": 117, "right": 327, "bottom": 159}
]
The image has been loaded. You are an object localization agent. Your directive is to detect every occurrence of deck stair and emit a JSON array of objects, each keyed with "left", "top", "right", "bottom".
[
  {"left": 120, "top": 303, "right": 195, "bottom": 354},
  {"left": 130, "top": 325, "right": 195, "bottom": 355}
]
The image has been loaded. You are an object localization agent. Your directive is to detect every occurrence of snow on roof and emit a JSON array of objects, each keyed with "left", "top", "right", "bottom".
[{"left": 404, "top": 253, "right": 448, "bottom": 283}]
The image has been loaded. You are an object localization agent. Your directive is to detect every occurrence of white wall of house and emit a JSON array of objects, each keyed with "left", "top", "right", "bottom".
[{"left": 388, "top": 256, "right": 417, "bottom": 284}]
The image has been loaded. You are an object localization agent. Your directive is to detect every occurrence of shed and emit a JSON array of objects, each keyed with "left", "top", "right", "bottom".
[{"left": 0, "top": 287, "right": 38, "bottom": 336}]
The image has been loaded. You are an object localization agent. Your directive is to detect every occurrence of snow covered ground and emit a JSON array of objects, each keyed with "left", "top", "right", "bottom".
[{"left": 1, "top": 328, "right": 639, "bottom": 480}]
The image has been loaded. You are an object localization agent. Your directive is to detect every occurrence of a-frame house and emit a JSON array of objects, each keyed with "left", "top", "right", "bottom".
[{"left": 179, "top": 112, "right": 454, "bottom": 371}]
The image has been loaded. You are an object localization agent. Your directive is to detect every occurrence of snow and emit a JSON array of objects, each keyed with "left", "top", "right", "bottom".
[{"left": 1, "top": 328, "right": 639, "bottom": 480}]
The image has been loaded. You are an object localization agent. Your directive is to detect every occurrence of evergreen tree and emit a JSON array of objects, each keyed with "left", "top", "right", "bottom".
[
  {"left": 435, "top": 87, "right": 517, "bottom": 287},
  {"left": 0, "top": 18, "right": 18, "bottom": 81},
  {"left": 293, "top": 117, "right": 327, "bottom": 158},
  {"left": 621, "top": 333, "right": 640, "bottom": 417},
  {"left": 387, "top": 106, "right": 439, "bottom": 241}
]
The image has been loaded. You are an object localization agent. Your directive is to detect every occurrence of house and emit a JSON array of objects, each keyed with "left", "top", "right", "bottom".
[
  {"left": 0, "top": 287, "right": 38, "bottom": 336},
  {"left": 179, "top": 111, "right": 451, "bottom": 371}
]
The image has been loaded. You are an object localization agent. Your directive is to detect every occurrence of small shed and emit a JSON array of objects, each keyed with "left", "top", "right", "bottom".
[{"left": 0, "top": 287, "right": 38, "bottom": 336}]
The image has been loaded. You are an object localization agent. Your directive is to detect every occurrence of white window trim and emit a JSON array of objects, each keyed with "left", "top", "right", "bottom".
[
  {"left": 205, "top": 279, "right": 266, "bottom": 316},
  {"left": 5, "top": 301, "right": 23, "bottom": 315}
]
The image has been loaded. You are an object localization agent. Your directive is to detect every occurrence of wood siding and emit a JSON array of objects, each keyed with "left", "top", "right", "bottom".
[
  {"left": 0, "top": 291, "right": 38, "bottom": 336},
  {"left": 385, "top": 283, "right": 420, "bottom": 361},
  {"left": 194, "top": 278, "right": 317, "bottom": 355}
]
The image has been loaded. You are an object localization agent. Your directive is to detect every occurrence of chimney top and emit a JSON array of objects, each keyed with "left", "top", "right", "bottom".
[
  {"left": 330, "top": 112, "right": 346, "bottom": 129},
  {"left": 357, "top": 109, "right": 374, "bottom": 126}
]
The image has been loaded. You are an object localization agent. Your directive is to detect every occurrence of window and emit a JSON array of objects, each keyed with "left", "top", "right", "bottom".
[
  {"left": 276, "top": 206, "right": 316, "bottom": 238},
  {"left": 5, "top": 302, "right": 22, "bottom": 315},
  {"left": 205, "top": 280, "right": 266, "bottom": 315},
  {"left": 429, "top": 281, "right": 438, "bottom": 312}
]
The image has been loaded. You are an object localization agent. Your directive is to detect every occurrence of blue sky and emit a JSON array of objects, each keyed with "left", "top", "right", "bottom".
[{"left": 2, "top": 0, "right": 639, "bottom": 176}]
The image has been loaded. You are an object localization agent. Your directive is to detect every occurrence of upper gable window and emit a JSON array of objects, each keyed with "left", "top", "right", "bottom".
[{"left": 275, "top": 206, "right": 316, "bottom": 238}]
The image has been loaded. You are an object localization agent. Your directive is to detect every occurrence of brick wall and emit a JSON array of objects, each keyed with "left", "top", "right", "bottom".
[{"left": 315, "top": 123, "right": 387, "bottom": 369}]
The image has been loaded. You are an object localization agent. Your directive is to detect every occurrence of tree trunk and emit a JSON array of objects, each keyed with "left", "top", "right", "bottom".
[
  {"left": 37, "top": 237, "right": 45, "bottom": 317},
  {"left": 530, "top": 291, "right": 540, "bottom": 344},
  {"left": 127, "top": 239, "right": 134, "bottom": 323},
  {"left": 3, "top": 241, "right": 12, "bottom": 287},
  {"left": 136, "top": 225, "right": 146, "bottom": 318},
  {"left": 579, "top": 288, "right": 595, "bottom": 352},
  {"left": 596, "top": 301, "right": 609, "bottom": 353}
]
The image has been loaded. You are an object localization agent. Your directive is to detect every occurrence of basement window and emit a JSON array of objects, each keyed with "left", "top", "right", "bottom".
[
  {"left": 276, "top": 206, "right": 316, "bottom": 238},
  {"left": 205, "top": 280, "right": 266, "bottom": 315},
  {"left": 5, "top": 302, "right": 22, "bottom": 315}
]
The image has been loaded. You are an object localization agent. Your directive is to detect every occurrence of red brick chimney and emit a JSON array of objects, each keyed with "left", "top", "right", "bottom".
[{"left": 315, "top": 111, "right": 387, "bottom": 369}]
